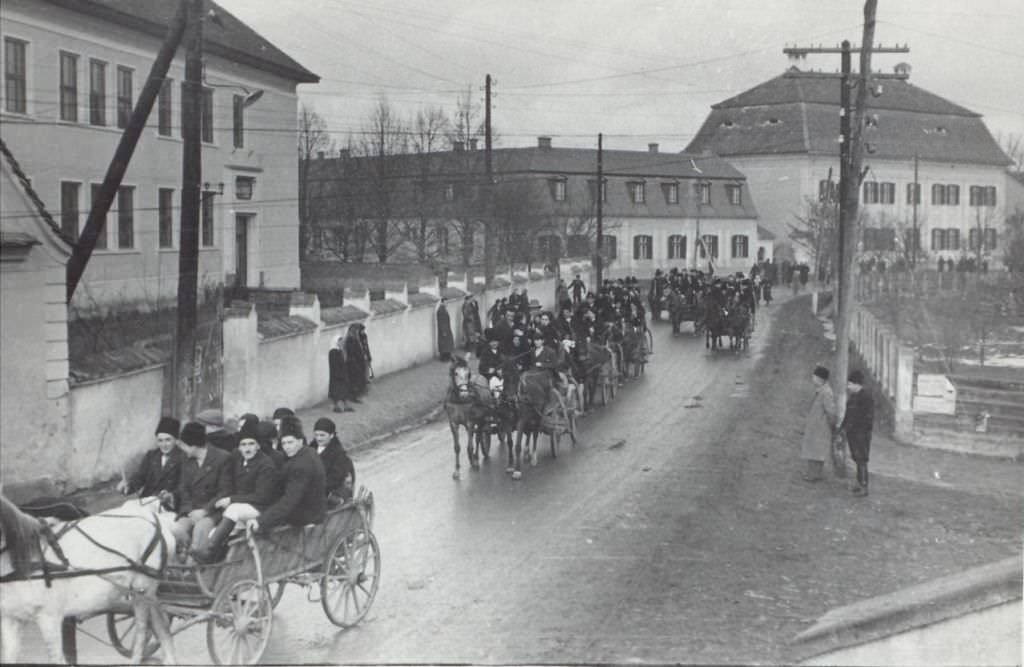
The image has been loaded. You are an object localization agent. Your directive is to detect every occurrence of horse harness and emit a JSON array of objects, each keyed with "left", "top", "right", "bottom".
[{"left": 0, "top": 513, "right": 168, "bottom": 588}]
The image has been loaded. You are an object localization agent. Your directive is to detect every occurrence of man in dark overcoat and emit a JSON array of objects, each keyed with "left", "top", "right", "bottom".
[
  {"left": 253, "top": 416, "right": 326, "bottom": 533},
  {"left": 117, "top": 416, "right": 185, "bottom": 505},
  {"left": 172, "top": 421, "right": 232, "bottom": 554},
  {"left": 842, "top": 370, "right": 875, "bottom": 496},
  {"left": 436, "top": 299, "right": 455, "bottom": 362}
]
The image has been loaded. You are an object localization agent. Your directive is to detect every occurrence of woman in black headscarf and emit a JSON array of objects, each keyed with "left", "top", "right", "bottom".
[{"left": 436, "top": 298, "right": 455, "bottom": 361}]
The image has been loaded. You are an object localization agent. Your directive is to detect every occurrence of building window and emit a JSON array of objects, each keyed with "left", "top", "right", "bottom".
[
  {"left": 726, "top": 184, "right": 742, "bottom": 205},
  {"left": 4, "top": 38, "right": 27, "bottom": 114},
  {"left": 947, "top": 184, "right": 960, "bottom": 206},
  {"left": 628, "top": 182, "right": 645, "bottom": 204},
  {"left": 818, "top": 179, "right": 837, "bottom": 202},
  {"left": 60, "top": 181, "right": 81, "bottom": 239},
  {"left": 731, "top": 234, "right": 749, "bottom": 258},
  {"left": 668, "top": 234, "right": 686, "bottom": 259},
  {"left": 984, "top": 228, "right": 997, "bottom": 250},
  {"left": 444, "top": 183, "right": 455, "bottom": 202},
  {"left": 60, "top": 51, "right": 78, "bottom": 122},
  {"left": 931, "top": 228, "right": 946, "bottom": 251},
  {"left": 633, "top": 234, "right": 652, "bottom": 260},
  {"left": 946, "top": 228, "right": 960, "bottom": 250},
  {"left": 698, "top": 182, "right": 711, "bottom": 205},
  {"left": 201, "top": 193, "right": 215, "bottom": 247},
  {"left": 880, "top": 182, "right": 895, "bottom": 204},
  {"left": 235, "top": 176, "right": 254, "bottom": 201},
  {"left": 158, "top": 78, "right": 173, "bottom": 136},
  {"left": 665, "top": 183, "right": 679, "bottom": 204},
  {"left": 201, "top": 86, "right": 214, "bottom": 143},
  {"left": 970, "top": 185, "right": 997, "bottom": 207},
  {"left": 906, "top": 183, "right": 920, "bottom": 205},
  {"left": 89, "top": 60, "right": 106, "bottom": 126},
  {"left": 931, "top": 184, "right": 945, "bottom": 206},
  {"left": 566, "top": 234, "right": 589, "bottom": 256},
  {"left": 90, "top": 184, "right": 107, "bottom": 249},
  {"left": 862, "top": 182, "right": 879, "bottom": 204},
  {"left": 550, "top": 178, "right": 566, "bottom": 202},
  {"left": 158, "top": 188, "right": 174, "bottom": 248},
  {"left": 589, "top": 179, "right": 607, "bottom": 203},
  {"left": 699, "top": 234, "right": 719, "bottom": 259},
  {"left": 233, "top": 94, "right": 245, "bottom": 148},
  {"left": 116, "top": 66, "right": 133, "bottom": 129},
  {"left": 601, "top": 234, "right": 617, "bottom": 260},
  {"left": 116, "top": 186, "right": 134, "bottom": 249}
]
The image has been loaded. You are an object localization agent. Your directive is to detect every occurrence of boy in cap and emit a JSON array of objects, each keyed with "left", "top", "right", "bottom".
[
  {"left": 311, "top": 417, "right": 356, "bottom": 504},
  {"left": 172, "top": 421, "right": 232, "bottom": 558},
  {"left": 801, "top": 365, "right": 838, "bottom": 481},
  {"left": 117, "top": 416, "right": 185, "bottom": 508},
  {"left": 842, "top": 370, "right": 875, "bottom": 496}
]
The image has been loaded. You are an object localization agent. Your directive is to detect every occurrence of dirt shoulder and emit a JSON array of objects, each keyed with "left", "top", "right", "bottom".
[{"left": 660, "top": 295, "right": 1023, "bottom": 664}]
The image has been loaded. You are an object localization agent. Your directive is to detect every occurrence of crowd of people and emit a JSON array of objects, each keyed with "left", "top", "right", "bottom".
[
  {"left": 328, "top": 323, "right": 373, "bottom": 413},
  {"left": 119, "top": 407, "right": 356, "bottom": 564}
]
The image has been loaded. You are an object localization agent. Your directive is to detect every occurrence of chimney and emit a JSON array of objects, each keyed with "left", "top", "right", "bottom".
[
  {"left": 648, "top": 143, "right": 659, "bottom": 154},
  {"left": 469, "top": 138, "right": 478, "bottom": 151},
  {"left": 317, "top": 150, "right": 326, "bottom": 160},
  {"left": 537, "top": 136, "right": 552, "bottom": 150},
  {"left": 453, "top": 140, "right": 465, "bottom": 152}
]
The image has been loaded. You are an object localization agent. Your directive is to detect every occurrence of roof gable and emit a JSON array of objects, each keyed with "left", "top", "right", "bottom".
[{"left": 41, "top": 0, "right": 319, "bottom": 83}]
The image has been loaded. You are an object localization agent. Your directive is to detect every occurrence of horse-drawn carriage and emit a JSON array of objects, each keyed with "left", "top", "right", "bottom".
[
  {"left": 0, "top": 490, "right": 379, "bottom": 665},
  {"left": 667, "top": 290, "right": 705, "bottom": 336}
]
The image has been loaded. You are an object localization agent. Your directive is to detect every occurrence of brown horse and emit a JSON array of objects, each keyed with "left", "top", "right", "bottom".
[{"left": 444, "top": 359, "right": 487, "bottom": 480}]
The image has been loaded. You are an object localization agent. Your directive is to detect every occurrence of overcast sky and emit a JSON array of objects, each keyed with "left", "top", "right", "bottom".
[{"left": 218, "top": 0, "right": 1023, "bottom": 154}]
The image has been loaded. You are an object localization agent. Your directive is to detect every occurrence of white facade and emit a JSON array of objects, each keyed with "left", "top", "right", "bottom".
[{"left": 0, "top": 0, "right": 313, "bottom": 313}]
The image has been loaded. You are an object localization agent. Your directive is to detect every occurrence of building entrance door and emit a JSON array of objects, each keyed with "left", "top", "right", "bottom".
[{"left": 234, "top": 214, "right": 251, "bottom": 288}]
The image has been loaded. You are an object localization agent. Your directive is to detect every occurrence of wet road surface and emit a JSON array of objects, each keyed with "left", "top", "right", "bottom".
[{"left": 17, "top": 308, "right": 776, "bottom": 664}]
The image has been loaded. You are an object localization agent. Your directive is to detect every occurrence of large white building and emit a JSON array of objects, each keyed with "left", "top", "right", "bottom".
[
  {"left": 686, "top": 70, "right": 1013, "bottom": 268},
  {"left": 0, "top": 0, "right": 319, "bottom": 313}
]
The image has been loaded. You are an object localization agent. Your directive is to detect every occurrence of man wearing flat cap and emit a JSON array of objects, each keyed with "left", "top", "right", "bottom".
[
  {"left": 801, "top": 365, "right": 838, "bottom": 482},
  {"left": 117, "top": 416, "right": 185, "bottom": 507},
  {"left": 173, "top": 421, "right": 232, "bottom": 557},
  {"left": 841, "top": 370, "right": 875, "bottom": 496}
]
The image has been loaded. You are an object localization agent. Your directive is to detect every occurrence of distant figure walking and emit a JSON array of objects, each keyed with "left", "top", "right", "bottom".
[
  {"left": 801, "top": 365, "right": 838, "bottom": 481},
  {"left": 842, "top": 370, "right": 875, "bottom": 496},
  {"left": 344, "top": 324, "right": 370, "bottom": 403},
  {"left": 436, "top": 298, "right": 455, "bottom": 362},
  {"left": 328, "top": 335, "right": 353, "bottom": 412}
]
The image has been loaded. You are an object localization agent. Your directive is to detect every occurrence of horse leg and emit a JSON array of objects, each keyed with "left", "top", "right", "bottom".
[
  {"left": 143, "top": 594, "right": 177, "bottom": 666},
  {"left": 35, "top": 612, "right": 66, "bottom": 665},
  {"left": 2, "top": 616, "right": 23, "bottom": 664},
  {"left": 467, "top": 423, "right": 479, "bottom": 470},
  {"left": 450, "top": 422, "right": 462, "bottom": 480},
  {"left": 512, "top": 425, "right": 524, "bottom": 480},
  {"left": 530, "top": 428, "right": 539, "bottom": 467}
]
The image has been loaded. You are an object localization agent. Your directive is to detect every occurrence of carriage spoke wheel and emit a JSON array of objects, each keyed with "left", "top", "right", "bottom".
[
  {"left": 321, "top": 529, "right": 381, "bottom": 628},
  {"left": 106, "top": 611, "right": 161, "bottom": 659},
  {"left": 206, "top": 579, "right": 273, "bottom": 665}
]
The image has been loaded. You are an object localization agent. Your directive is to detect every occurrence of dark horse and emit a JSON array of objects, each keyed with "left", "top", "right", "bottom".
[
  {"left": 444, "top": 359, "right": 486, "bottom": 480},
  {"left": 510, "top": 368, "right": 556, "bottom": 480},
  {"left": 704, "top": 299, "right": 729, "bottom": 350},
  {"left": 476, "top": 372, "right": 518, "bottom": 474}
]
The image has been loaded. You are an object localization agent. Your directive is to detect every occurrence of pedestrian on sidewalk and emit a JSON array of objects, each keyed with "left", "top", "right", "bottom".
[
  {"left": 328, "top": 335, "right": 354, "bottom": 412},
  {"left": 842, "top": 370, "right": 875, "bottom": 496},
  {"left": 801, "top": 365, "right": 838, "bottom": 482},
  {"left": 344, "top": 324, "right": 370, "bottom": 403},
  {"left": 436, "top": 298, "right": 455, "bottom": 362}
]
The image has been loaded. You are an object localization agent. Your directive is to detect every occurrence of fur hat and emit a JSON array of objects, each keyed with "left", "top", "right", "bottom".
[
  {"left": 154, "top": 417, "right": 181, "bottom": 439},
  {"left": 237, "top": 419, "right": 261, "bottom": 444},
  {"left": 196, "top": 408, "right": 223, "bottom": 429},
  {"left": 813, "top": 365, "right": 830, "bottom": 381},
  {"left": 848, "top": 370, "right": 865, "bottom": 385},
  {"left": 272, "top": 407, "right": 296, "bottom": 420},
  {"left": 278, "top": 415, "right": 304, "bottom": 441},
  {"left": 179, "top": 421, "right": 207, "bottom": 448},
  {"left": 313, "top": 417, "right": 336, "bottom": 434}
]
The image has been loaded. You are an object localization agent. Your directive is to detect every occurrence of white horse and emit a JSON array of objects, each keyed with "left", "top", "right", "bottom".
[{"left": 0, "top": 494, "right": 178, "bottom": 664}]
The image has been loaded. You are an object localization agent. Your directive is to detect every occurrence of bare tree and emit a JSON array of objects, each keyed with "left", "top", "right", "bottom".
[
  {"left": 297, "top": 106, "right": 332, "bottom": 259},
  {"left": 402, "top": 107, "right": 450, "bottom": 264},
  {"left": 998, "top": 132, "right": 1023, "bottom": 174},
  {"left": 789, "top": 195, "right": 839, "bottom": 281},
  {"left": 355, "top": 98, "right": 409, "bottom": 264}
]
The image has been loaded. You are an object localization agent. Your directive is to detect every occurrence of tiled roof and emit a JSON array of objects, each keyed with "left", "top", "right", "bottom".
[
  {"left": 370, "top": 299, "right": 407, "bottom": 316},
  {"left": 408, "top": 292, "right": 439, "bottom": 307},
  {"left": 257, "top": 315, "right": 317, "bottom": 339},
  {"left": 686, "top": 72, "right": 1011, "bottom": 167},
  {"left": 70, "top": 343, "right": 169, "bottom": 385},
  {"left": 42, "top": 0, "right": 318, "bottom": 83},
  {"left": 321, "top": 305, "right": 368, "bottom": 326},
  {"left": 440, "top": 286, "right": 467, "bottom": 300}
]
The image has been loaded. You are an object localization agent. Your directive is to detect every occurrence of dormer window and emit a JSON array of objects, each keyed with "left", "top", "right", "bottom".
[
  {"left": 725, "top": 184, "right": 742, "bottom": 205},
  {"left": 444, "top": 183, "right": 455, "bottom": 202},
  {"left": 720, "top": 119, "right": 734, "bottom": 128},
  {"left": 549, "top": 177, "right": 567, "bottom": 202},
  {"left": 628, "top": 181, "right": 645, "bottom": 204},
  {"left": 664, "top": 182, "right": 679, "bottom": 204},
  {"left": 697, "top": 182, "right": 711, "bottom": 205}
]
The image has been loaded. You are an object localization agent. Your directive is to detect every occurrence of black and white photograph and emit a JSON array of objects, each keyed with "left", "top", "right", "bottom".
[{"left": 0, "top": 0, "right": 1021, "bottom": 664}]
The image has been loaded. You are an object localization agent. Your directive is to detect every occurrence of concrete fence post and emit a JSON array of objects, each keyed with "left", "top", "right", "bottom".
[
  {"left": 386, "top": 283, "right": 409, "bottom": 306},
  {"left": 895, "top": 344, "right": 915, "bottom": 439},
  {"left": 811, "top": 291, "right": 818, "bottom": 314},
  {"left": 420, "top": 277, "right": 441, "bottom": 299},
  {"left": 222, "top": 302, "right": 259, "bottom": 419}
]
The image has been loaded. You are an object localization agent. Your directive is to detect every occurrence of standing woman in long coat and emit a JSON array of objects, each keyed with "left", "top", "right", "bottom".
[
  {"left": 801, "top": 365, "right": 838, "bottom": 481},
  {"left": 328, "top": 335, "right": 353, "bottom": 412},
  {"left": 436, "top": 298, "right": 455, "bottom": 361},
  {"left": 345, "top": 324, "right": 369, "bottom": 401}
]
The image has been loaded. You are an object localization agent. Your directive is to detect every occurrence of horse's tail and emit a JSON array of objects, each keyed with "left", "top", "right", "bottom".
[{"left": 0, "top": 494, "right": 45, "bottom": 578}]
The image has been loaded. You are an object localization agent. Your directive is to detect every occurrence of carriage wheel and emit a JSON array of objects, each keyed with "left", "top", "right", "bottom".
[
  {"left": 206, "top": 579, "right": 273, "bottom": 666},
  {"left": 106, "top": 611, "right": 161, "bottom": 659},
  {"left": 321, "top": 529, "right": 381, "bottom": 628},
  {"left": 568, "top": 411, "right": 578, "bottom": 446}
]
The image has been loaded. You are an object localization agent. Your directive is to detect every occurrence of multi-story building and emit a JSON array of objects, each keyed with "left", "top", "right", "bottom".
[
  {"left": 686, "top": 70, "right": 1013, "bottom": 268},
  {"left": 305, "top": 137, "right": 767, "bottom": 278},
  {"left": 0, "top": 0, "right": 318, "bottom": 312}
]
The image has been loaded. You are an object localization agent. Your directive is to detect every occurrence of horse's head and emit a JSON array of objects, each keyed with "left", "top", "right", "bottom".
[{"left": 451, "top": 362, "right": 473, "bottom": 398}]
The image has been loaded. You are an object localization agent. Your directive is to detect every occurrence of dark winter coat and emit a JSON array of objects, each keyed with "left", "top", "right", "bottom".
[
  {"left": 328, "top": 346, "right": 350, "bottom": 401},
  {"left": 175, "top": 446, "right": 232, "bottom": 517},
  {"left": 219, "top": 451, "right": 281, "bottom": 511},
  {"left": 842, "top": 389, "right": 875, "bottom": 462},
  {"left": 478, "top": 346, "right": 505, "bottom": 379},
  {"left": 319, "top": 436, "right": 355, "bottom": 501},
  {"left": 127, "top": 447, "right": 185, "bottom": 498},
  {"left": 436, "top": 304, "right": 455, "bottom": 360},
  {"left": 258, "top": 444, "right": 326, "bottom": 531},
  {"left": 345, "top": 334, "right": 369, "bottom": 397}
]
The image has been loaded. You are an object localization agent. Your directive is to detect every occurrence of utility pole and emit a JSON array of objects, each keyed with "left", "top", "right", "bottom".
[
  {"left": 174, "top": 0, "right": 204, "bottom": 418},
  {"left": 483, "top": 73, "right": 496, "bottom": 286},
  {"left": 912, "top": 153, "right": 919, "bottom": 268},
  {"left": 66, "top": 1, "right": 188, "bottom": 302},
  {"left": 784, "top": 4, "right": 906, "bottom": 417},
  {"left": 595, "top": 133, "right": 604, "bottom": 286}
]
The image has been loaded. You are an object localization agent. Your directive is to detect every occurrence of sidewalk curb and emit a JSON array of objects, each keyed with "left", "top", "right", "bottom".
[{"left": 347, "top": 402, "right": 447, "bottom": 455}]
